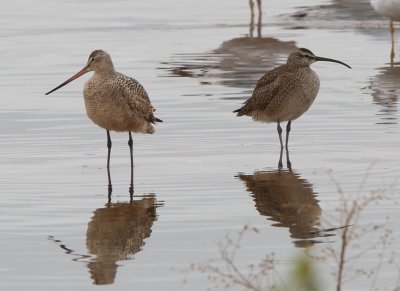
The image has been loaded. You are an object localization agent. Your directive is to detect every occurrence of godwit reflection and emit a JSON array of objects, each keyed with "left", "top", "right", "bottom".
[
  {"left": 237, "top": 160, "right": 324, "bottom": 247},
  {"left": 86, "top": 195, "right": 161, "bottom": 285}
]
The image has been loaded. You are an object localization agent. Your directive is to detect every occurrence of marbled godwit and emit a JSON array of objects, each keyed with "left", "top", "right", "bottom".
[
  {"left": 370, "top": 0, "right": 400, "bottom": 64},
  {"left": 45, "top": 50, "right": 162, "bottom": 195},
  {"left": 233, "top": 48, "right": 351, "bottom": 148}
]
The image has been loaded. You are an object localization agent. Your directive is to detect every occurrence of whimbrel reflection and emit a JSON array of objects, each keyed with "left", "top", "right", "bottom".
[
  {"left": 368, "top": 65, "right": 400, "bottom": 124},
  {"left": 237, "top": 156, "right": 325, "bottom": 247},
  {"left": 86, "top": 195, "right": 161, "bottom": 285}
]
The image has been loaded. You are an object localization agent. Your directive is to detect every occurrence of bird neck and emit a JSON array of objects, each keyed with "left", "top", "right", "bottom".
[
  {"left": 94, "top": 66, "right": 117, "bottom": 78},
  {"left": 287, "top": 62, "right": 311, "bottom": 70}
]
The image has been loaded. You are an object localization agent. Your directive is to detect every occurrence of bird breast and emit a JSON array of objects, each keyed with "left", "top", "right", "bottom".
[
  {"left": 267, "top": 68, "right": 320, "bottom": 122},
  {"left": 285, "top": 68, "right": 320, "bottom": 120}
]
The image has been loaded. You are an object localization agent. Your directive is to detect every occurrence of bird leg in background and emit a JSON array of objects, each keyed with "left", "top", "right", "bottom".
[
  {"left": 106, "top": 130, "right": 112, "bottom": 196},
  {"left": 277, "top": 121, "right": 283, "bottom": 149},
  {"left": 128, "top": 131, "right": 134, "bottom": 196},
  {"left": 249, "top": 0, "right": 255, "bottom": 37},
  {"left": 390, "top": 20, "right": 395, "bottom": 65},
  {"left": 249, "top": 0, "right": 262, "bottom": 38},
  {"left": 256, "top": 0, "right": 262, "bottom": 38},
  {"left": 285, "top": 120, "right": 291, "bottom": 148}
]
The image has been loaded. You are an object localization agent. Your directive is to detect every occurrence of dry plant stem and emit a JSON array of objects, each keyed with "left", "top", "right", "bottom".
[
  {"left": 191, "top": 226, "right": 284, "bottom": 291},
  {"left": 328, "top": 166, "right": 396, "bottom": 291},
  {"left": 336, "top": 201, "right": 353, "bottom": 291},
  {"left": 219, "top": 242, "right": 258, "bottom": 290}
]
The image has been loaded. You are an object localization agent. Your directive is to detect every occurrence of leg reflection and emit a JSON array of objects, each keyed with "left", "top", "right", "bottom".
[
  {"left": 106, "top": 130, "right": 112, "bottom": 195},
  {"left": 128, "top": 131, "right": 134, "bottom": 196},
  {"left": 286, "top": 147, "right": 292, "bottom": 170},
  {"left": 278, "top": 146, "right": 291, "bottom": 170},
  {"left": 278, "top": 147, "right": 284, "bottom": 169}
]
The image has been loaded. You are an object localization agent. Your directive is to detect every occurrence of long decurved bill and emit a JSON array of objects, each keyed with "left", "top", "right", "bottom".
[
  {"left": 315, "top": 56, "right": 351, "bottom": 69},
  {"left": 45, "top": 67, "right": 89, "bottom": 95}
]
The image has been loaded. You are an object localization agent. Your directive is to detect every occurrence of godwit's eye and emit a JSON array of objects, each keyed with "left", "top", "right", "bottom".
[{"left": 90, "top": 57, "right": 95, "bottom": 63}]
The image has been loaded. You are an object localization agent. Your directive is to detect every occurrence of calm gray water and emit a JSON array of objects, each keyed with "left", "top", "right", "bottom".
[{"left": 1, "top": 0, "right": 399, "bottom": 290}]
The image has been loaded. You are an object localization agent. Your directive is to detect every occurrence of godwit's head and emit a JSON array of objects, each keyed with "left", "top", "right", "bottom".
[
  {"left": 85, "top": 50, "right": 115, "bottom": 74},
  {"left": 287, "top": 48, "right": 351, "bottom": 69},
  {"left": 45, "top": 49, "right": 115, "bottom": 95}
]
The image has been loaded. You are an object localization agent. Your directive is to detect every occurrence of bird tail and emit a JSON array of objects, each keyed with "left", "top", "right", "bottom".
[{"left": 233, "top": 108, "right": 244, "bottom": 116}]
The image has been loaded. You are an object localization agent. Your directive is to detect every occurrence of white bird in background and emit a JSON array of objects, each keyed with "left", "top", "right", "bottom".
[{"left": 370, "top": 0, "right": 400, "bottom": 64}]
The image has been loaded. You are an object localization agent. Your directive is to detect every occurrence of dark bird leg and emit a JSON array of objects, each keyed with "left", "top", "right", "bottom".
[
  {"left": 106, "top": 130, "right": 112, "bottom": 197},
  {"left": 128, "top": 131, "right": 134, "bottom": 196},
  {"left": 285, "top": 121, "right": 291, "bottom": 148},
  {"left": 277, "top": 121, "right": 283, "bottom": 149}
]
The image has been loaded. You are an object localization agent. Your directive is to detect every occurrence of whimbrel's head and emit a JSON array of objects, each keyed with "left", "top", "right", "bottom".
[
  {"left": 45, "top": 49, "right": 115, "bottom": 95},
  {"left": 287, "top": 48, "right": 351, "bottom": 69}
]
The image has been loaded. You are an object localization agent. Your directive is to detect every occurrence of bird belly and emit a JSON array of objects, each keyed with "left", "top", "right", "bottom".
[
  {"left": 252, "top": 88, "right": 319, "bottom": 123},
  {"left": 371, "top": 0, "right": 400, "bottom": 20},
  {"left": 280, "top": 92, "right": 317, "bottom": 121},
  {"left": 84, "top": 96, "right": 154, "bottom": 134}
]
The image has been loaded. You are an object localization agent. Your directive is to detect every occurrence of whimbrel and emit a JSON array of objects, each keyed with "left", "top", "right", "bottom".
[
  {"left": 45, "top": 50, "right": 162, "bottom": 196},
  {"left": 233, "top": 48, "right": 351, "bottom": 148},
  {"left": 370, "top": 0, "right": 400, "bottom": 64}
]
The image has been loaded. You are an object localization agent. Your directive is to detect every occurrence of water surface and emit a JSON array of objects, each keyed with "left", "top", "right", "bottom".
[{"left": 1, "top": 0, "right": 399, "bottom": 290}]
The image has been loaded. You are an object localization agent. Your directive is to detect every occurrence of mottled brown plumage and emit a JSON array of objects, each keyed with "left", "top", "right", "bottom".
[
  {"left": 45, "top": 50, "right": 162, "bottom": 194},
  {"left": 234, "top": 48, "right": 350, "bottom": 148}
]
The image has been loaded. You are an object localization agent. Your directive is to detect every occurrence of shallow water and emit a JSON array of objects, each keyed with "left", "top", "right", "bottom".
[{"left": 1, "top": 0, "right": 400, "bottom": 290}]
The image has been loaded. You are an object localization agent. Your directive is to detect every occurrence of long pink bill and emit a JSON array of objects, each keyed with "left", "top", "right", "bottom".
[{"left": 45, "top": 67, "right": 89, "bottom": 95}]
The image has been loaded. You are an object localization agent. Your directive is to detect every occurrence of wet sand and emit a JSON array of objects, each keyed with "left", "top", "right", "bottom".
[{"left": 1, "top": 0, "right": 399, "bottom": 290}]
